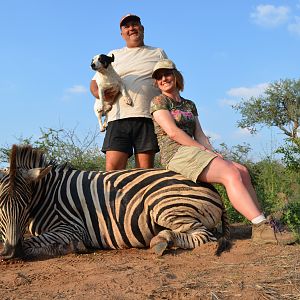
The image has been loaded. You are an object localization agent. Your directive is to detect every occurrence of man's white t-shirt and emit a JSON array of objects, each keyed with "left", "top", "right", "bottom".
[{"left": 92, "top": 45, "right": 167, "bottom": 123}]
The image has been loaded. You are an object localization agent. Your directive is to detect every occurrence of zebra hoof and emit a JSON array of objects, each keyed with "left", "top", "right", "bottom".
[{"left": 152, "top": 241, "right": 168, "bottom": 256}]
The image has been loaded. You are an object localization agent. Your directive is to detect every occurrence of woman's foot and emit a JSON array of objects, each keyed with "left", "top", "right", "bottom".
[{"left": 252, "top": 216, "right": 296, "bottom": 245}]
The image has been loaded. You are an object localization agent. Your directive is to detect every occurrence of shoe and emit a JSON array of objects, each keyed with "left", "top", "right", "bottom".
[{"left": 252, "top": 216, "right": 296, "bottom": 245}]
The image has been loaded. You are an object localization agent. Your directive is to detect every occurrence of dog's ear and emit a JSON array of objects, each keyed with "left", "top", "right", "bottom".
[
  {"left": 99, "top": 54, "right": 106, "bottom": 62},
  {"left": 109, "top": 54, "right": 115, "bottom": 63}
]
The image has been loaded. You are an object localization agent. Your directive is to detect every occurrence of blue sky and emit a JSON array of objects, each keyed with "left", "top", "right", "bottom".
[{"left": 1, "top": 1, "right": 299, "bottom": 161}]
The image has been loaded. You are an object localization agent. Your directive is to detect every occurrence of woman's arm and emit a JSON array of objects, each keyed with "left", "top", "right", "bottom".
[
  {"left": 194, "top": 117, "right": 224, "bottom": 157},
  {"left": 194, "top": 117, "right": 213, "bottom": 151},
  {"left": 152, "top": 110, "right": 207, "bottom": 151}
]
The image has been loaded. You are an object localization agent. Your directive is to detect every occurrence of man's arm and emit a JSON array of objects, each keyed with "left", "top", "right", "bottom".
[
  {"left": 90, "top": 80, "right": 99, "bottom": 99},
  {"left": 90, "top": 79, "right": 118, "bottom": 102}
]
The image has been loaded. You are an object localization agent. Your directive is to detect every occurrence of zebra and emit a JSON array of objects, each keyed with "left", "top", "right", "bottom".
[{"left": 0, "top": 144, "right": 230, "bottom": 260}]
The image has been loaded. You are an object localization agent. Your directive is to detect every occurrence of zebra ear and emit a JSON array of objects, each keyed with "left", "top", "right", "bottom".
[
  {"left": 0, "top": 168, "right": 9, "bottom": 179},
  {"left": 0, "top": 170, "right": 6, "bottom": 180},
  {"left": 20, "top": 166, "right": 52, "bottom": 182}
]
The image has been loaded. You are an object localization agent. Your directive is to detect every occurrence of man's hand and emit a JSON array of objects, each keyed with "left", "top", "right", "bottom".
[{"left": 104, "top": 88, "right": 117, "bottom": 102}]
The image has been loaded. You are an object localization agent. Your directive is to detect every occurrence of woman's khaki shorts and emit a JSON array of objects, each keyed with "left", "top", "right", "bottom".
[{"left": 167, "top": 146, "right": 217, "bottom": 183}]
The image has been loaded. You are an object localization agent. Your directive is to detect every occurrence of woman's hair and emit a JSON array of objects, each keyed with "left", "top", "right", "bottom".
[
  {"left": 173, "top": 69, "right": 184, "bottom": 92},
  {"left": 154, "top": 69, "right": 184, "bottom": 92}
]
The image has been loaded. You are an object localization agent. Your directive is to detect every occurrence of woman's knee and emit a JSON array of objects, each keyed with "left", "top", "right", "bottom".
[
  {"left": 208, "top": 159, "right": 241, "bottom": 184},
  {"left": 234, "top": 162, "right": 250, "bottom": 176},
  {"left": 223, "top": 163, "right": 243, "bottom": 185}
]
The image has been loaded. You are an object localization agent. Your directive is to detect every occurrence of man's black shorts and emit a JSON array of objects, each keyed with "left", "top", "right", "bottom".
[{"left": 102, "top": 117, "right": 159, "bottom": 157}]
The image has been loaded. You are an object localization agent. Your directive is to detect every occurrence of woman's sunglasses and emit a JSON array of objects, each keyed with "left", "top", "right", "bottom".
[{"left": 155, "top": 70, "right": 174, "bottom": 80}]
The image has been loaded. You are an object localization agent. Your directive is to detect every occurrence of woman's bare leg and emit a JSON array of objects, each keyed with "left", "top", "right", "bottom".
[
  {"left": 232, "top": 162, "right": 262, "bottom": 211},
  {"left": 198, "top": 157, "right": 262, "bottom": 221}
]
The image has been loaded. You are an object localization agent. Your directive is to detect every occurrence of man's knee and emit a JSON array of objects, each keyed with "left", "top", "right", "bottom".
[
  {"left": 135, "top": 152, "right": 155, "bottom": 168},
  {"left": 105, "top": 151, "right": 129, "bottom": 171}
]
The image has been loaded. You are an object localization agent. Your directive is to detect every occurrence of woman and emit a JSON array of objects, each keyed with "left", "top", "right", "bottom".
[{"left": 150, "top": 59, "right": 295, "bottom": 245}]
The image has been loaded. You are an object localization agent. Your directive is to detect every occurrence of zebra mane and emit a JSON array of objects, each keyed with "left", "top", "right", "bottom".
[
  {"left": 9, "top": 144, "right": 76, "bottom": 172},
  {"left": 8, "top": 144, "right": 50, "bottom": 195},
  {"left": 9, "top": 144, "right": 48, "bottom": 170},
  {"left": 8, "top": 145, "right": 17, "bottom": 195}
]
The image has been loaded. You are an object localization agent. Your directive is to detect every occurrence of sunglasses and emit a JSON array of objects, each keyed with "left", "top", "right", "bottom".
[{"left": 155, "top": 70, "right": 174, "bottom": 80}]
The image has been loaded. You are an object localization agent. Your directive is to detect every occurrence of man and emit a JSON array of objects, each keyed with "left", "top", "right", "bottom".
[{"left": 90, "top": 14, "right": 168, "bottom": 171}]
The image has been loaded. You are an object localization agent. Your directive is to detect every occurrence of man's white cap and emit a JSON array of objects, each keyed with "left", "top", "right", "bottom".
[{"left": 120, "top": 14, "right": 141, "bottom": 28}]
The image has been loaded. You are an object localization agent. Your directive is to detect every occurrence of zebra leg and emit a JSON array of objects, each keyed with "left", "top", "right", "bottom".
[
  {"left": 23, "top": 240, "right": 89, "bottom": 260},
  {"left": 22, "top": 226, "right": 91, "bottom": 260},
  {"left": 150, "top": 224, "right": 217, "bottom": 256}
]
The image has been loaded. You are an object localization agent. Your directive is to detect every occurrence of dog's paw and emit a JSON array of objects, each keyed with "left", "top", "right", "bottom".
[
  {"left": 100, "top": 123, "right": 107, "bottom": 132},
  {"left": 103, "top": 104, "right": 113, "bottom": 113},
  {"left": 124, "top": 96, "right": 133, "bottom": 106}
]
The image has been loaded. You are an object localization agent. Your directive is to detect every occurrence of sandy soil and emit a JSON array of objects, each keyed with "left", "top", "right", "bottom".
[{"left": 0, "top": 225, "right": 299, "bottom": 300}]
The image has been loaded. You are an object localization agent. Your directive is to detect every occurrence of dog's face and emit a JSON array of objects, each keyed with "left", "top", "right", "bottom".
[{"left": 91, "top": 54, "right": 115, "bottom": 71}]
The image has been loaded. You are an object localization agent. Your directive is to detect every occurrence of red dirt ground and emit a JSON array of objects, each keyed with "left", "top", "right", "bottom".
[{"left": 0, "top": 225, "right": 299, "bottom": 300}]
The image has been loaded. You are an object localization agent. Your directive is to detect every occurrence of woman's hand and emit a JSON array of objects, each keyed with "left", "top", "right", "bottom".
[
  {"left": 202, "top": 147, "right": 224, "bottom": 159},
  {"left": 209, "top": 150, "right": 223, "bottom": 159}
]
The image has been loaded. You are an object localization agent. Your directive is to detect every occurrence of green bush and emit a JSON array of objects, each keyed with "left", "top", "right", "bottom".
[
  {"left": 282, "top": 201, "right": 300, "bottom": 239},
  {"left": 0, "top": 127, "right": 106, "bottom": 171}
]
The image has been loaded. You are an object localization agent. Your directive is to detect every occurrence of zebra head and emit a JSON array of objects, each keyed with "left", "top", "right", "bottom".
[{"left": 0, "top": 145, "right": 52, "bottom": 259}]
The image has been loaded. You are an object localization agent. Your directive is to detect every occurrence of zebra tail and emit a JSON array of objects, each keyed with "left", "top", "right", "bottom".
[{"left": 215, "top": 208, "right": 231, "bottom": 256}]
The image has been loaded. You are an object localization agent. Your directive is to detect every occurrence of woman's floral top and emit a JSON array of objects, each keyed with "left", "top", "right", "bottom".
[{"left": 150, "top": 94, "right": 198, "bottom": 166}]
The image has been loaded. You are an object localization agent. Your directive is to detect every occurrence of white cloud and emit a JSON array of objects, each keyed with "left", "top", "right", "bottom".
[
  {"left": 250, "top": 5, "right": 290, "bottom": 27},
  {"left": 288, "top": 16, "right": 300, "bottom": 36},
  {"left": 227, "top": 83, "right": 269, "bottom": 100},
  {"left": 62, "top": 85, "right": 88, "bottom": 101},
  {"left": 233, "top": 128, "right": 252, "bottom": 138},
  {"left": 204, "top": 130, "right": 221, "bottom": 142},
  {"left": 65, "top": 85, "right": 87, "bottom": 94},
  {"left": 218, "top": 98, "right": 237, "bottom": 107},
  {"left": 218, "top": 83, "right": 269, "bottom": 108}
]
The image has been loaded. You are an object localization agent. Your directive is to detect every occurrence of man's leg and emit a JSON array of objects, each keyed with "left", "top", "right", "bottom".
[
  {"left": 102, "top": 120, "right": 132, "bottom": 171},
  {"left": 135, "top": 151, "right": 155, "bottom": 168},
  {"left": 105, "top": 151, "right": 129, "bottom": 171},
  {"left": 133, "top": 118, "right": 159, "bottom": 169}
]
